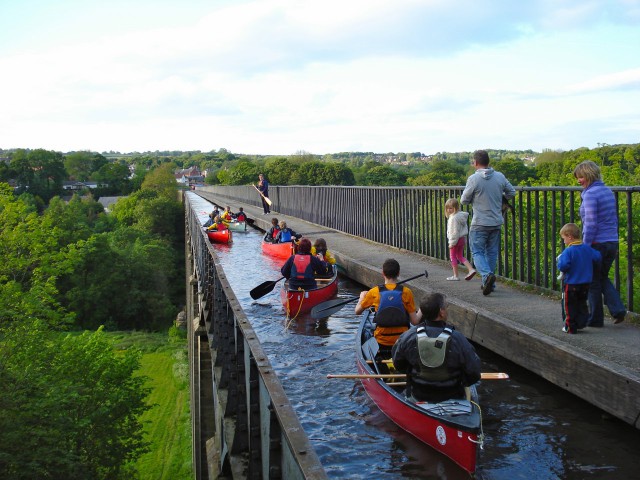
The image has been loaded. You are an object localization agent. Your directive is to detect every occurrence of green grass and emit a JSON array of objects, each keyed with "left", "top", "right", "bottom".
[{"left": 109, "top": 328, "right": 193, "bottom": 480}]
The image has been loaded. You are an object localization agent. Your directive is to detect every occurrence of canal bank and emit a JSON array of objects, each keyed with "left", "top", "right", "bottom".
[{"left": 197, "top": 191, "right": 640, "bottom": 430}]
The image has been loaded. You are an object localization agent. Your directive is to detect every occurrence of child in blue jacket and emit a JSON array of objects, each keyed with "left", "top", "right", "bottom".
[{"left": 557, "top": 223, "right": 602, "bottom": 333}]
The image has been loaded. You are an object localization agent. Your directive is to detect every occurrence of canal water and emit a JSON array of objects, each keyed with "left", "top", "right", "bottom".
[{"left": 191, "top": 196, "right": 640, "bottom": 479}]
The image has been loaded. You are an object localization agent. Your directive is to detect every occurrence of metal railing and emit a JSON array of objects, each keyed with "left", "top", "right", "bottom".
[
  {"left": 202, "top": 184, "right": 639, "bottom": 313},
  {"left": 184, "top": 194, "right": 327, "bottom": 479}
]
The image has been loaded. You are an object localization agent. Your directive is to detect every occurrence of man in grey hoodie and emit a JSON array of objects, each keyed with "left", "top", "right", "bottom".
[{"left": 460, "top": 150, "right": 516, "bottom": 295}]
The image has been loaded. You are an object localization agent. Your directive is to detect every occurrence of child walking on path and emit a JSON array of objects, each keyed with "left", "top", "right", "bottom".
[
  {"left": 445, "top": 198, "right": 476, "bottom": 281},
  {"left": 557, "top": 223, "right": 602, "bottom": 334}
]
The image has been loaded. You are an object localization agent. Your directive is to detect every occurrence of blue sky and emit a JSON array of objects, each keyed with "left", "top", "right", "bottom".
[{"left": 1, "top": 0, "right": 639, "bottom": 155}]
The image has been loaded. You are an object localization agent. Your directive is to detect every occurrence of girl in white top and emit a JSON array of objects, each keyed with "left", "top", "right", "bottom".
[{"left": 445, "top": 198, "right": 476, "bottom": 281}]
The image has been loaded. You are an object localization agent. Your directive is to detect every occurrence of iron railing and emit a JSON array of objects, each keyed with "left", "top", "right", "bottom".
[
  {"left": 201, "top": 185, "right": 640, "bottom": 313},
  {"left": 184, "top": 194, "right": 327, "bottom": 479}
]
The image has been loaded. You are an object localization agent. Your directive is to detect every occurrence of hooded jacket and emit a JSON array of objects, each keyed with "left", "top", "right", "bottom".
[
  {"left": 460, "top": 168, "right": 515, "bottom": 229},
  {"left": 447, "top": 210, "right": 469, "bottom": 247}
]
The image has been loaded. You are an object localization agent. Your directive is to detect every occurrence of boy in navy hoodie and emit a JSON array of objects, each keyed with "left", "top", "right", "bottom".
[{"left": 557, "top": 223, "right": 602, "bottom": 333}]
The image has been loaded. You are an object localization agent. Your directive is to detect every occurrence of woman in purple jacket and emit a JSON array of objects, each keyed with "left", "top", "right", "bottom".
[{"left": 573, "top": 161, "right": 626, "bottom": 326}]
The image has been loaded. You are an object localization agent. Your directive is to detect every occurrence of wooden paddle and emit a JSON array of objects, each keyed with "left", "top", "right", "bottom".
[
  {"left": 250, "top": 276, "right": 285, "bottom": 300},
  {"left": 310, "top": 269, "right": 429, "bottom": 319},
  {"left": 253, "top": 184, "right": 272, "bottom": 206},
  {"left": 327, "top": 372, "right": 509, "bottom": 380}
]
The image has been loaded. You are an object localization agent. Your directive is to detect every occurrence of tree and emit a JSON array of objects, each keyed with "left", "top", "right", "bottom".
[
  {"left": 94, "top": 161, "right": 132, "bottom": 195},
  {"left": 363, "top": 165, "right": 406, "bottom": 186},
  {"left": 0, "top": 321, "right": 151, "bottom": 479},
  {"left": 140, "top": 163, "right": 177, "bottom": 200},
  {"left": 408, "top": 160, "right": 466, "bottom": 186},
  {"left": 10, "top": 149, "right": 66, "bottom": 203},
  {"left": 64, "top": 151, "right": 107, "bottom": 181}
]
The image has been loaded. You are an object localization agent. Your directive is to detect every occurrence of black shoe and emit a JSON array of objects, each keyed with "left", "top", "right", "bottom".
[
  {"left": 613, "top": 311, "right": 626, "bottom": 324},
  {"left": 482, "top": 274, "right": 496, "bottom": 296}
]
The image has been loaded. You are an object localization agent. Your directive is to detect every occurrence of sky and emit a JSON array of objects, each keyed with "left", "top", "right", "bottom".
[{"left": 1, "top": 0, "right": 640, "bottom": 156}]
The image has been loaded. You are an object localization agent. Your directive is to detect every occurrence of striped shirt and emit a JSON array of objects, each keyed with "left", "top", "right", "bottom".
[{"left": 579, "top": 181, "right": 618, "bottom": 245}]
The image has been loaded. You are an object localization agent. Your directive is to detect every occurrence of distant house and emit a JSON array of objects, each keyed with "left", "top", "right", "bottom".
[
  {"left": 175, "top": 166, "right": 204, "bottom": 186},
  {"left": 97, "top": 196, "right": 123, "bottom": 213},
  {"left": 62, "top": 180, "right": 107, "bottom": 191}
]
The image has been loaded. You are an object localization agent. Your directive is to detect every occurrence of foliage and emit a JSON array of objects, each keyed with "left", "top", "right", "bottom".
[
  {"left": 10, "top": 149, "right": 67, "bottom": 203},
  {"left": 64, "top": 151, "right": 108, "bottom": 181},
  {"left": 408, "top": 160, "right": 467, "bottom": 186},
  {"left": 0, "top": 322, "right": 151, "bottom": 479},
  {"left": 140, "top": 163, "right": 177, "bottom": 200}
]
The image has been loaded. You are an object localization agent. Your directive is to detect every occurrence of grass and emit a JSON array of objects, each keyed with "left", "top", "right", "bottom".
[{"left": 108, "top": 328, "right": 193, "bottom": 480}]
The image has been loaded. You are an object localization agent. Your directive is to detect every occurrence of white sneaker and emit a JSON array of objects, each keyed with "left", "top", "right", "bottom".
[{"left": 446, "top": 276, "right": 460, "bottom": 281}]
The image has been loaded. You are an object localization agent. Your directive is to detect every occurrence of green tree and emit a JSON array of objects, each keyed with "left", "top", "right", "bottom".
[
  {"left": 363, "top": 165, "right": 406, "bottom": 186},
  {"left": 0, "top": 321, "right": 151, "bottom": 479},
  {"left": 64, "top": 151, "right": 108, "bottom": 181},
  {"left": 140, "top": 164, "right": 177, "bottom": 200},
  {"left": 10, "top": 149, "right": 66, "bottom": 203},
  {"left": 409, "top": 160, "right": 466, "bottom": 186}
]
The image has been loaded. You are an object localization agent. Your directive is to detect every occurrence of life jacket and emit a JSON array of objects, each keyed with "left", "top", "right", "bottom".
[
  {"left": 375, "top": 285, "right": 409, "bottom": 327},
  {"left": 222, "top": 212, "right": 232, "bottom": 221},
  {"left": 374, "top": 284, "right": 410, "bottom": 347},
  {"left": 279, "top": 228, "right": 293, "bottom": 242},
  {"left": 271, "top": 227, "right": 280, "bottom": 239},
  {"left": 415, "top": 326, "right": 453, "bottom": 382},
  {"left": 291, "top": 255, "right": 313, "bottom": 281},
  {"left": 236, "top": 212, "right": 246, "bottom": 221}
]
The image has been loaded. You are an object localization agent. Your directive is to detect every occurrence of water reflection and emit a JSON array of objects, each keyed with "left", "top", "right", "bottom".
[{"left": 192, "top": 194, "right": 640, "bottom": 479}]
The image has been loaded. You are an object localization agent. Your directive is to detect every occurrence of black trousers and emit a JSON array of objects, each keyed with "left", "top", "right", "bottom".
[
  {"left": 562, "top": 283, "right": 589, "bottom": 332},
  {"left": 261, "top": 197, "right": 270, "bottom": 214}
]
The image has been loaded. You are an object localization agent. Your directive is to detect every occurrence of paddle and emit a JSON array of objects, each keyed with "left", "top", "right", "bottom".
[
  {"left": 326, "top": 372, "right": 509, "bottom": 380},
  {"left": 250, "top": 276, "right": 285, "bottom": 300},
  {"left": 310, "top": 269, "right": 429, "bottom": 319},
  {"left": 253, "top": 184, "right": 273, "bottom": 206}
]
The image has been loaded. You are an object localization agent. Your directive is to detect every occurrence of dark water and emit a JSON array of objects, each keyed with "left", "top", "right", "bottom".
[{"left": 190, "top": 195, "right": 640, "bottom": 479}]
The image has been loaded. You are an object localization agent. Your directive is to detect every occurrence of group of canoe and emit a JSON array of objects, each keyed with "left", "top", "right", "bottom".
[
  {"left": 208, "top": 204, "right": 498, "bottom": 476},
  {"left": 203, "top": 205, "right": 249, "bottom": 243}
]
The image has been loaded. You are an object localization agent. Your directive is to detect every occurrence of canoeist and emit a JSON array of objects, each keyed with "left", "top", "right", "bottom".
[
  {"left": 263, "top": 217, "right": 280, "bottom": 243},
  {"left": 275, "top": 221, "right": 300, "bottom": 243},
  {"left": 311, "top": 238, "right": 335, "bottom": 265},
  {"left": 206, "top": 215, "right": 228, "bottom": 231},
  {"left": 234, "top": 207, "right": 247, "bottom": 222},
  {"left": 221, "top": 206, "right": 233, "bottom": 223},
  {"left": 392, "top": 292, "right": 481, "bottom": 403},
  {"left": 354, "top": 259, "right": 420, "bottom": 357},
  {"left": 281, "top": 238, "right": 331, "bottom": 290}
]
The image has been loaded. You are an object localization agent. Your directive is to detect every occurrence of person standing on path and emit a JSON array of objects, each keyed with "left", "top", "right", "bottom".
[
  {"left": 444, "top": 197, "right": 476, "bottom": 281},
  {"left": 257, "top": 173, "right": 270, "bottom": 214},
  {"left": 460, "top": 150, "right": 515, "bottom": 296},
  {"left": 573, "top": 161, "right": 627, "bottom": 326}
]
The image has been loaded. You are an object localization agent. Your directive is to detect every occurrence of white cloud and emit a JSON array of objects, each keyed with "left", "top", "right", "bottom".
[{"left": 1, "top": 0, "right": 639, "bottom": 154}]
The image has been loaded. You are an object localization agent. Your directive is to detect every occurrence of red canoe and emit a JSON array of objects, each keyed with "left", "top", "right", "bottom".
[
  {"left": 261, "top": 240, "right": 295, "bottom": 259},
  {"left": 206, "top": 228, "right": 232, "bottom": 244},
  {"left": 356, "top": 311, "right": 482, "bottom": 475},
  {"left": 280, "top": 266, "right": 338, "bottom": 316}
]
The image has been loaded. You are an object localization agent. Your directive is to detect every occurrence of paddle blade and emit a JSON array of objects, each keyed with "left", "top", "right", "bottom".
[
  {"left": 310, "top": 296, "right": 359, "bottom": 319},
  {"left": 250, "top": 277, "right": 284, "bottom": 300}
]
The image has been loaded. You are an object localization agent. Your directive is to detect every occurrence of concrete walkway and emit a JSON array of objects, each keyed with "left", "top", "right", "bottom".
[{"left": 197, "top": 192, "right": 640, "bottom": 429}]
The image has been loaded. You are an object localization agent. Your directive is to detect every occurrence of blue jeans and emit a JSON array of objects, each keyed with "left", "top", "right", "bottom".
[
  {"left": 469, "top": 227, "right": 501, "bottom": 284},
  {"left": 588, "top": 242, "right": 626, "bottom": 327}
]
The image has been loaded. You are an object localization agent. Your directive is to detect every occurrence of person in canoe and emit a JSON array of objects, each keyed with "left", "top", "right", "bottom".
[
  {"left": 392, "top": 292, "right": 481, "bottom": 403},
  {"left": 281, "top": 238, "right": 331, "bottom": 290},
  {"left": 206, "top": 215, "right": 228, "bottom": 231},
  {"left": 311, "top": 238, "right": 335, "bottom": 265},
  {"left": 263, "top": 217, "right": 280, "bottom": 243},
  {"left": 234, "top": 207, "right": 247, "bottom": 222},
  {"left": 221, "top": 206, "right": 233, "bottom": 223},
  {"left": 354, "top": 259, "right": 420, "bottom": 358},
  {"left": 275, "top": 221, "right": 301, "bottom": 243}
]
